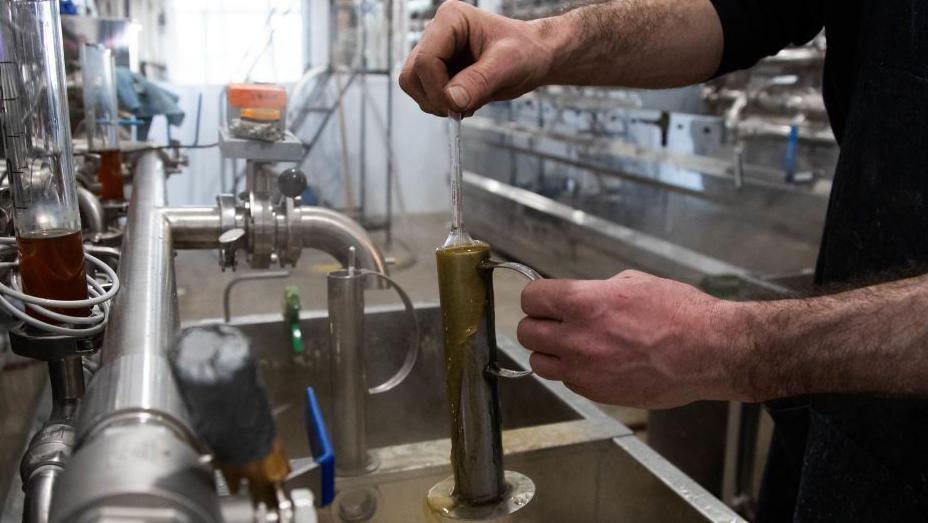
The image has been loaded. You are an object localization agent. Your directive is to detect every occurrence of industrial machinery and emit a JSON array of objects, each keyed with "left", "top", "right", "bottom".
[
  {"left": 463, "top": 1, "right": 834, "bottom": 285},
  {"left": 0, "top": 2, "right": 758, "bottom": 522}
]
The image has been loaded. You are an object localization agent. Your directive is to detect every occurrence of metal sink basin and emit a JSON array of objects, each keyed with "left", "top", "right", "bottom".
[{"left": 186, "top": 304, "right": 742, "bottom": 522}]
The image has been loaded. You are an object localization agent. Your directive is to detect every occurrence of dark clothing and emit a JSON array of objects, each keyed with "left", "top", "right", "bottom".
[
  {"left": 710, "top": 0, "right": 862, "bottom": 142},
  {"left": 709, "top": 1, "right": 928, "bottom": 521}
]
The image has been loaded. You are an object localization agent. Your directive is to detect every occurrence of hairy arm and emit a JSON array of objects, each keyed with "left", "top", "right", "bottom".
[
  {"left": 518, "top": 271, "right": 928, "bottom": 409},
  {"left": 542, "top": 0, "right": 724, "bottom": 89},
  {"left": 400, "top": 0, "right": 723, "bottom": 116},
  {"left": 736, "top": 275, "right": 928, "bottom": 401}
]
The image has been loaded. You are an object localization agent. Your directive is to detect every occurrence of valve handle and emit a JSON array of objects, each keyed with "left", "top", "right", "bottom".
[{"left": 278, "top": 168, "right": 308, "bottom": 199}]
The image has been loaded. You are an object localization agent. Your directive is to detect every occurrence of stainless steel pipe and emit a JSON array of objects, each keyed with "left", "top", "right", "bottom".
[
  {"left": 76, "top": 152, "right": 191, "bottom": 443},
  {"left": 299, "top": 207, "right": 388, "bottom": 276},
  {"left": 20, "top": 360, "right": 81, "bottom": 523},
  {"left": 164, "top": 206, "right": 221, "bottom": 249},
  {"left": 51, "top": 152, "right": 388, "bottom": 522},
  {"left": 52, "top": 152, "right": 222, "bottom": 523},
  {"left": 163, "top": 205, "right": 388, "bottom": 275},
  {"left": 76, "top": 187, "right": 105, "bottom": 235},
  {"left": 23, "top": 469, "right": 57, "bottom": 523}
]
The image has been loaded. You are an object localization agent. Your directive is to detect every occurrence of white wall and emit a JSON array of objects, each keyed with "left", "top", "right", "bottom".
[{"left": 155, "top": 0, "right": 450, "bottom": 215}]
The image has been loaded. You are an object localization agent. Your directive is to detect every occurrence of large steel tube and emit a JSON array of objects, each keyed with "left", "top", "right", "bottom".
[
  {"left": 164, "top": 206, "right": 221, "bottom": 249},
  {"left": 52, "top": 152, "right": 221, "bottom": 523},
  {"left": 75, "top": 151, "right": 191, "bottom": 442}
]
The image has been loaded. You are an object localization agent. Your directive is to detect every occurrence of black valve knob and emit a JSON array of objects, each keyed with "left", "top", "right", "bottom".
[
  {"left": 278, "top": 168, "right": 307, "bottom": 199},
  {"left": 170, "top": 325, "right": 276, "bottom": 465}
]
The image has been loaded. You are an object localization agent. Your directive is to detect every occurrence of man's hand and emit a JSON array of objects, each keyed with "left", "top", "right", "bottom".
[
  {"left": 518, "top": 270, "right": 748, "bottom": 409},
  {"left": 399, "top": 1, "right": 557, "bottom": 116},
  {"left": 399, "top": 0, "right": 725, "bottom": 117}
]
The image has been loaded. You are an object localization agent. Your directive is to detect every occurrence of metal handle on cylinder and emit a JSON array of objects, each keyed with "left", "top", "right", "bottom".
[
  {"left": 480, "top": 259, "right": 541, "bottom": 379},
  {"left": 359, "top": 269, "right": 419, "bottom": 394}
]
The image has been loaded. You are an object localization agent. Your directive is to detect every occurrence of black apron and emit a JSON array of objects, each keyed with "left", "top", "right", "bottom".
[{"left": 757, "top": 2, "right": 928, "bottom": 521}]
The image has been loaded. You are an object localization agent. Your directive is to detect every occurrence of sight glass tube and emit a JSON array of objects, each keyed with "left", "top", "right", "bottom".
[
  {"left": 0, "top": 0, "right": 89, "bottom": 318},
  {"left": 80, "top": 43, "right": 123, "bottom": 200}
]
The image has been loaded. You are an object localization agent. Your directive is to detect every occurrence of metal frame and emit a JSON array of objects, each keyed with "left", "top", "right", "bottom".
[{"left": 289, "top": 0, "right": 398, "bottom": 243}]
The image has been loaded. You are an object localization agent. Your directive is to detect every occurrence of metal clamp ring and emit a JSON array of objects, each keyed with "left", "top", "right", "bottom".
[{"left": 359, "top": 270, "right": 420, "bottom": 394}]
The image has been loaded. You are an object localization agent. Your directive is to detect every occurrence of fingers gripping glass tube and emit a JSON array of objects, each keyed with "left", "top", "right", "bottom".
[
  {"left": 80, "top": 43, "right": 123, "bottom": 200},
  {"left": 0, "top": 0, "right": 89, "bottom": 320}
]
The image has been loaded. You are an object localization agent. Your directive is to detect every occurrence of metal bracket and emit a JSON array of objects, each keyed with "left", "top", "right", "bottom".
[{"left": 8, "top": 323, "right": 100, "bottom": 361}]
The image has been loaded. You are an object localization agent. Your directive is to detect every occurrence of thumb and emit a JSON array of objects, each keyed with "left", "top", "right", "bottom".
[{"left": 444, "top": 49, "right": 521, "bottom": 113}]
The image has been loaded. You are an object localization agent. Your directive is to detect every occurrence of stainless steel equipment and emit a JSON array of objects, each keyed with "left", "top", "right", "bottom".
[
  {"left": 328, "top": 263, "right": 373, "bottom": 475},
  {"left": 327, "top": 247, "right": 418, "bottom": 476},
  {"left": 45, "top": 151, "right": 386, "bottom": 522},
  {"left": 1, "top": 148, "right": 749, "bottom": 522},
  {"left": 187, "top": 304, "right": 745, "bottom": 523},
  {"left": 428, "top": 243, "right": 539, "bottom": 520},
  {"left": 458, "top": 28, "right": 835, "bottom": 286}
]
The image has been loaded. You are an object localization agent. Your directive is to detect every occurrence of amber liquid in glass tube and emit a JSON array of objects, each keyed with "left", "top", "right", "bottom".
[
  {"left": 97, "top": 149, "right": 124, "bottom": 200},
  {"left": 17, "top": 230, "right": 90, "bottom": 321}
]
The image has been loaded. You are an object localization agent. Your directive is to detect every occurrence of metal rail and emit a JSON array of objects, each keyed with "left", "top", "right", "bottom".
[{"left": 223, "top": 271, "right": 290, "bottom": 323}]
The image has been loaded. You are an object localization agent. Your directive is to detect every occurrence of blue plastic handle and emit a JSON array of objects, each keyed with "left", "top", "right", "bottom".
[
  {"left": 60, "top": 0, "right": 78, "bottom": 14},
  {"left": 784, "top": 124, "right": 799, "bottom": 179},
  {"left": 304, "top": 387, "right": 335, "bottom": 506}
]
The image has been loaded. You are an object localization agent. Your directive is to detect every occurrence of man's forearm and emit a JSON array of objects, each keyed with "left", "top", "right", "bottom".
[
  {"left": 733, "top": 275, "right": 928, "bottom": 401},
  {"left": 533, "top": 0, "right": 724, "bottom": 89}
]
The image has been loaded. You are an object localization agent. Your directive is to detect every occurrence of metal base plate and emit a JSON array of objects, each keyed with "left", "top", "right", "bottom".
[{"left": 426, "top": 471, "right": 535, "bottom": 521}]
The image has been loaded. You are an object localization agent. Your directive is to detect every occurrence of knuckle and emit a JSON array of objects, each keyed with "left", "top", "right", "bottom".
[
  {"left": 529, "top": 353, "right": 555, "bottom": 380},
  {"left": 563, "top": 289, "right": 593, "bottom": 317},
  {"left": 413, "top": 53, "right": 430, "bottom": 70},
  {"left": 516, "top": 318, "right": 531, "bottom": 345},
  {"left": 466, "top": 66, "right": 493, "bottom": 94},
  {"left": 520, "top": 284, "right": 538, "bottom": 312},
  {"left": 436, "top": 0, "right": 462, "bottom": 16},
  {"left": 398, "top": 73, "right": 412, "bottom": 92}
]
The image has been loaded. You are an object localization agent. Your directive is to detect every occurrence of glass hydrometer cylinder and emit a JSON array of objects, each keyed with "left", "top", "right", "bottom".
[
  {"left": 0, "top": 0, "right": 89, "bottom": 317},
  {"left": 80, "top": 43, "right": 123, "bottom": 200},
  {"left": 80, "top": 43, "right": 120, "bottom": 153}
]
